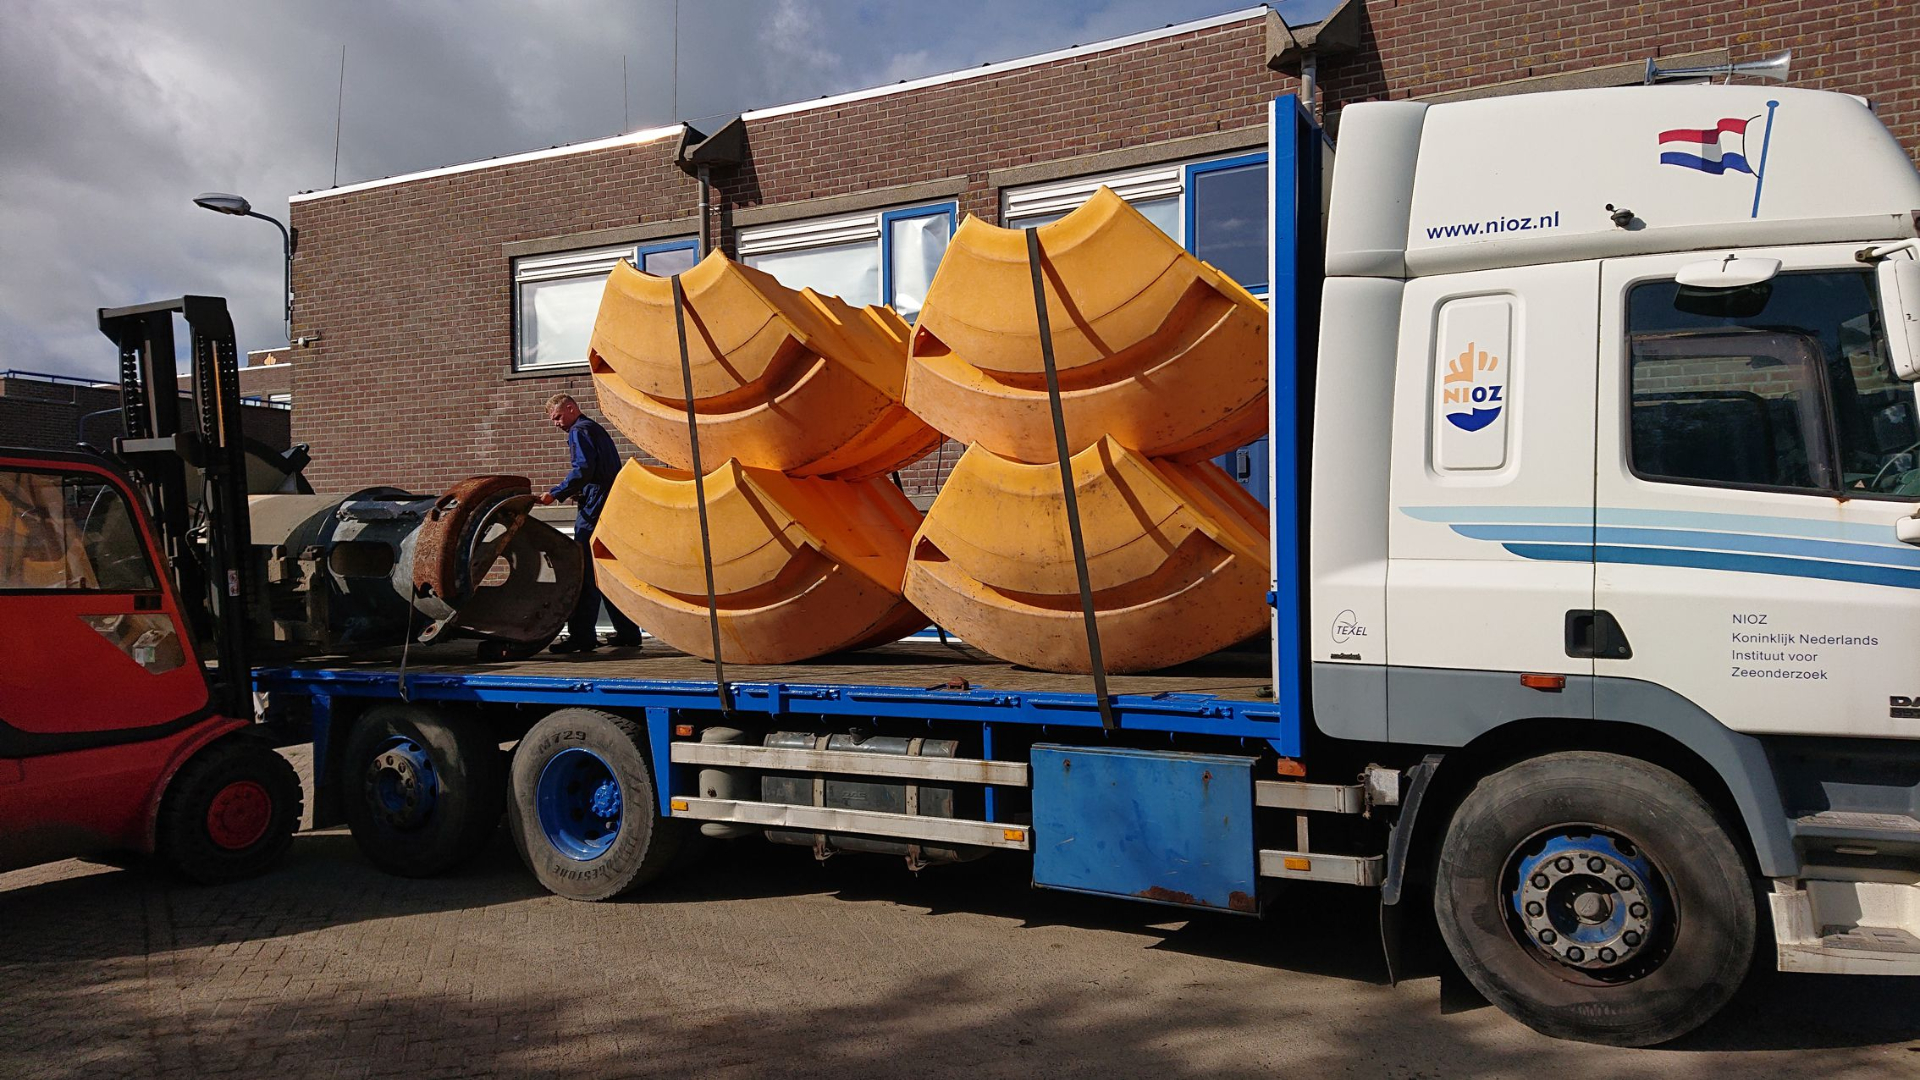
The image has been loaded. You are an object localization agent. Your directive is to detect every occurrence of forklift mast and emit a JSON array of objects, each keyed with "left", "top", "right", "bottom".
[{"left": 97, "top": 296, "right": 254, "bottom": 720}]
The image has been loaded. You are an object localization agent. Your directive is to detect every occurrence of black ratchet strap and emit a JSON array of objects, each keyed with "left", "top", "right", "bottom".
[
  {"left": 671, "top": 273, "right": 731, "bottom": 712},
  {"left": 1024, "top": 228, "right": 1115, "bottom": 731}
]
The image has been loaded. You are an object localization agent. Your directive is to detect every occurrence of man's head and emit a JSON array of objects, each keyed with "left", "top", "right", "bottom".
[{"left": 545, "top": 393, "right": 582, "bottom": 431}]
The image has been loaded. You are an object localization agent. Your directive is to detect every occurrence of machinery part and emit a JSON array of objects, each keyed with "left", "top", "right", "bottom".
[
  {"left": 905, "top": 187, "right": 1268, "bottom": 464},
  {"left": 593, "top": 458, "right": 928, "bottom": 663},
  {"left": 340, "top": 703, "right": 503, "bottom": 877},
  {"left": 759, "top": 731, "right": 977, "bottom": 868},
  {"left": 155, "top": 734, "right": 302, "bottom": 884},
  {"left": 904, "top": 438, "right": 1269, "bottom": 673},
  {"left": 589, "top": 251, "right": 942, "bottom": 479},
  {"left": 507, "top": 708, "right": 687, "bottom": 901},
  {"left": 248, "top": 475, "right": 582, "bottom": 655},
  {"left": 1434, "top": 751, "right": 1756, "bottom": 1047}
]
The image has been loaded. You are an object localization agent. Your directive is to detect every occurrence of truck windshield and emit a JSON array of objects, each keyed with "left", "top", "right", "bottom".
[
  {"left": 1627, "top": 270, "right": 1920, "bottom": 498},
  {"left": 0, "top": 469, "right": 158, "bottom": 591}
]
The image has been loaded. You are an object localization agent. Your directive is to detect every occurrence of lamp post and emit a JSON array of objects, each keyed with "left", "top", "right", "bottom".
[{"left": 193, "top": 192, "right": 297, "bottom": 345}]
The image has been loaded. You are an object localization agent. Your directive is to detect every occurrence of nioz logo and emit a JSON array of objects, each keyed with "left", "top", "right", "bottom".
[
  {"left": 1332, "top": 609, "right": 1367, "bottom": 643},
  {"left": 1442, "top": 341, "right": 1503, "bottom": 432}
]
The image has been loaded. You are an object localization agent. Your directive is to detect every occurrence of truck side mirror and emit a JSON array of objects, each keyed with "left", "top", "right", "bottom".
[{"left": 1878, "top": 255, "right": 1920, "bottom": 382}]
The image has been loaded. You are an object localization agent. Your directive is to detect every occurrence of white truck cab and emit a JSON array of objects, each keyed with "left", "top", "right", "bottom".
[{"left": 1310, "top": 84, "right": 1920, "bottom": 1034}]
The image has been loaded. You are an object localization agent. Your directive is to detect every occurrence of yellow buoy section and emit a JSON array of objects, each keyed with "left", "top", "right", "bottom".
[
  {"left": 903, "top": 438, "right": 1270, "bottom": 673},
  {"left": 592, "top": 459, "right": 929, "bottom": 664},
  {"left": 905, "top": 187, "right": 1268, "bottom": 464},
  {"left": 589, "top": 251, "right": 943, "bottom": 480}
]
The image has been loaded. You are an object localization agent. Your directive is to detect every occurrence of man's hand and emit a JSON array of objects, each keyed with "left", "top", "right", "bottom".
[{"left": 537, "top": 492, "right": 556, "bottom": 506}]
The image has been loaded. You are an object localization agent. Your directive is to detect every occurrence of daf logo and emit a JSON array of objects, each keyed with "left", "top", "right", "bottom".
[
  {"left": 1332, "top": 610, "right": 1367, "bottom": 644},
  {"left": 1891, "top": 696, "right": 1920, "bottom": 720}
]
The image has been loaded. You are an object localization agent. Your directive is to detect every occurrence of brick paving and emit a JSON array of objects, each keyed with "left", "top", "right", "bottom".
[{"left": 2, "top": 748, "right": 1916, "bottom": 1079}]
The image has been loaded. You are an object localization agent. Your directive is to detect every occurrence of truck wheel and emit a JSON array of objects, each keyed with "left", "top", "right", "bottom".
[
  {"left": 507, "top": 708, "right": 686, "bottom": 901},
  {"left": 157, "top": 734, "right": 303, "bottom": 884},
  {"left": 1434, "top": 751, "right": 1756, "bottom": 1046},
  {"left": 341, "top": 703, "right": 503, "bottom": 877}
]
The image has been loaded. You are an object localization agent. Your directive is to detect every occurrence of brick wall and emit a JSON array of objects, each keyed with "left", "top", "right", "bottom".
[{"left": 290, "top": 1, "right": 1920, "bottom": 495}]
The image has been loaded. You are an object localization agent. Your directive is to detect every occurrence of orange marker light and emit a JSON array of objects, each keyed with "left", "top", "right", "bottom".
[
  {"left": 669, "top": 799, "right": 689, "bottom": 812},
  {"left": 1520, "top": 673, "right": 1567, "bottom": 691},
  {"left": 1283, "top": 856, "right": 1311, "bottom": 872},
  {"left": 674, "top": 724, "right": 694, "bottom": 737},
  {"left": 1003, "top": 829, "right": 1026, "bottom": 842}
]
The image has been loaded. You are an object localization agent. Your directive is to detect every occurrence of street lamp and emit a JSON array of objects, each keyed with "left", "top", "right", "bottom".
[{"left": 193, "top": 192, "right": 297, "bottom": 345}]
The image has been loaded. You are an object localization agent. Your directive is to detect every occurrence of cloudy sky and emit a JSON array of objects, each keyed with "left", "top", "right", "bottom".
[{"left": 2, "top": 0, "right": 1333, "bottom": 380}]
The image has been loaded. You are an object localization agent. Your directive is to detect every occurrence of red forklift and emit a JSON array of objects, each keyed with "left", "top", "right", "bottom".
[{"left": 0, "top": 297, "right": 301, "bottom": 883}]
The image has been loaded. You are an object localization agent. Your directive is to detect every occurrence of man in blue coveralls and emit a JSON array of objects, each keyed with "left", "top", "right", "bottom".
[{"left": 537, "top": 393, "right": 643, "bottom": 653}]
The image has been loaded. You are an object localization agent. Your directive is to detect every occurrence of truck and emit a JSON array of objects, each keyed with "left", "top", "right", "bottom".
[{"left": 5, "top": 72, "right": 1919, "bottom": 1048}]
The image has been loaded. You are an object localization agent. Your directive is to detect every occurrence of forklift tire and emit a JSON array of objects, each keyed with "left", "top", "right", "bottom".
[
  {"left": 1434, "top": 751, "right": 1756, "bottom": 1047},
  {"left": 157, "top": 734, "right": 303, "bottom": 885},
  {"left": 341, "top": 703, "right": 504, "bottom": 878},
  {"left": 508, "top": 708, "right": 686, "bottom": 901}
]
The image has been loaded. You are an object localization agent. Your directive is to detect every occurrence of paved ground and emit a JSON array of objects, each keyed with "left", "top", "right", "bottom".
[{"left": 2, "top": 749, "right": 1916, "bottom": 1080}]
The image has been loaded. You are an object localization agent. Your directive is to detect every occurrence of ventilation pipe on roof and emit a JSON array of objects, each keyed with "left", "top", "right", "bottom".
[
  {"left": 676, "top": 117, "right": 747, "bottom": 257},
  {"left": 1266, "top": 0, "right": 1362, "bottom": 118}
]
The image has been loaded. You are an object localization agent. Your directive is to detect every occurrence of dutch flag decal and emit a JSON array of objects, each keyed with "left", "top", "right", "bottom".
[
  {"left": 1657, "top": 117, "right": 1754, "bottom": 174},
  {"left": 1656, "top": 101, "right": 1782, "bottom": 219}
]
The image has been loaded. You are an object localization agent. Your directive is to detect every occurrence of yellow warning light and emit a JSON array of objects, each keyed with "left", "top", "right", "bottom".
[
  {"left": 1283, "top": 856, "right": 1311, "bottom": 872},
  {"left": 669, "top": 799, "right": 689, "bottom": 812}
]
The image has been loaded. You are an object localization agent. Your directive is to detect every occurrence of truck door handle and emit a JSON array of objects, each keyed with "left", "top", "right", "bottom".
[
  {"left": 1897, "top": 514, "right": 1920, "bottom": 546},
  {"left": 1566, "top": 610, "right": 1633, "bottom": 660}
]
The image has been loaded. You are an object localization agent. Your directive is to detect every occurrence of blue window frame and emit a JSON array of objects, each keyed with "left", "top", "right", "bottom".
[
  {"left": 880, "top": 203, "right": 957, "bottom": 319},
  {"left": 1184, "top": 152, "right": 1269, "bottom": 297},
  {"left": 636, "top": 238, "right": 699, "bottom": 277}
]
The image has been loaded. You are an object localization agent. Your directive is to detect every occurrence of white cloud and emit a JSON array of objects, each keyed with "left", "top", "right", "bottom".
[{"left": 0, "top": 0, "right": 1259, "bottom": 379}]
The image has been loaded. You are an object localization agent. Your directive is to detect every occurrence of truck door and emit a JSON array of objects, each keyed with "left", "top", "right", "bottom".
[
  {"left": 0, "top": 459, "right": 210, "bottom": 754},
  {"left": 1595, "top": 247, "right": 1920, "bottom": 738},
  {"left": 1386, "top": 262, "right": 1600, "bottom": 738}
]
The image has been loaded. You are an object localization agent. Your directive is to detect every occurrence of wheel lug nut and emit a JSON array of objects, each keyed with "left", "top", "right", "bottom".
[
  {"left": 1532, "top": 874, "right": 1550, "bottom": 889},
  {"left": 1555, "top": 857, "right": 1574, "bottom": 873},
  {"left": 1566, "top": 946, "right": 1584, "bottom": 961},
  {"left": 1623, "top": 930, "right": 1641, "bottom": 947},
  {"left": 1629, "top": 902, "right": 1648, "bottom": 919},
  {"left": 1616, "top": 875, "right": 1634, "bottom": 890},
  {"left": 1599, "top": 947, "right": 1616, "bottom": 963},
  {"left": 1587, "top": 857, "right": 1606, "bottom": 872},
  {"left": 1539, "top": 929, "right": 1557, "bottom": 945},
  {"left": 1525, "top": 901, "right": 1543, "bottom": 917}
]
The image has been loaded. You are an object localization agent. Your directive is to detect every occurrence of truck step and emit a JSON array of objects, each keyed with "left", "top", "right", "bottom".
[
  {"left": 1792, "top": 810, "right": 1920, "bottom": 845},
  {"left": 1254, "top": 780, "right": 1366, "bottom": 813},
  {"left": 669, "top": 797, "right": 1031, "bottom": 851},
  {"left": 1256, "top": 849, "right": 1382, "bottom": 887},
  {"left": 669, "top": 742, "right": 1029, "bottom": 786},
  {"left": 1778, "top": 925, "right": 1920, "bottom": 975}
]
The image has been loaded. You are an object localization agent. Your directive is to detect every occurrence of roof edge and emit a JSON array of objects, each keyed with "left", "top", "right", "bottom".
[{"left": 290, "top": 123, "right": 683, "bottom": 204}]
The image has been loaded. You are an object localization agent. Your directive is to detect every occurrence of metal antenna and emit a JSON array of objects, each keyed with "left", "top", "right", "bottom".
[
  {"left": 672, "top": 0, "right": 680, "bottom": 119},
  {"left": 622, "top": 54, "right": 630, "bottom": 130},
  {"left": 331, "top": 46, "right": 346, "bottom": 187}
]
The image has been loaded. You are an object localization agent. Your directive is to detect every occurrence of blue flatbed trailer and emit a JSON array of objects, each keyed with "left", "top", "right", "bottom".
[{"left": 250, "top": 96, "right": 1339, "bottom": 915}]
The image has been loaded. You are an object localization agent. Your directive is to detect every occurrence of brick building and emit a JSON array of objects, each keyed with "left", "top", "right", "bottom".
[{"left": 285, "top": 0, "right": 1920, "bottom": 496}]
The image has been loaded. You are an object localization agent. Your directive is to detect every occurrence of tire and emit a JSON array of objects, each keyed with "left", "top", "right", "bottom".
[
  {"left": 1434, "top": 751, "right": 1756, "bottom": 1047},
  {"left": 507, "top": 707, "right": 686, "bottom": 901},
  {"left": 341, "top": 703, "right": 504, "bottom": 877},
  {"left": 157, "top": 734, "right": 303, "bottom": 884}
]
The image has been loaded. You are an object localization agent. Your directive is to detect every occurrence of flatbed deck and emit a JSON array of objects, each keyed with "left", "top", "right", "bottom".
[{"left": 256, "top": 638, "right": 1291, "bottom": 746}]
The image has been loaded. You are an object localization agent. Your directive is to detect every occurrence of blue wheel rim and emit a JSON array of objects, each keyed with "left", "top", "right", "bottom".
[
  {"left": 1508, "top": 827, "right": 1671, "bottom": 979},
  {"left": 535, "top": 747, "right": 622, "bottom": 861},
  {"left": 363, "top": 736, "right": 439, "bottom": 832}
]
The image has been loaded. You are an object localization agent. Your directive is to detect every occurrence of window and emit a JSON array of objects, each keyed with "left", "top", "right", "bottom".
[
  {"left": 737, "top": 202, "right": 957, "bottom": 319},
  {"left": 1000, "top": 151, "right": 1270, "bottom": 295},
  {"left": 513, "top": 237, "right": 698, "bottom": 371},
  {"left": 1627, "top": 271, "right": 1920, "bottom": 497},
  {"left": 0, "top": 470, "right": 157, "bottom": 591}
]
